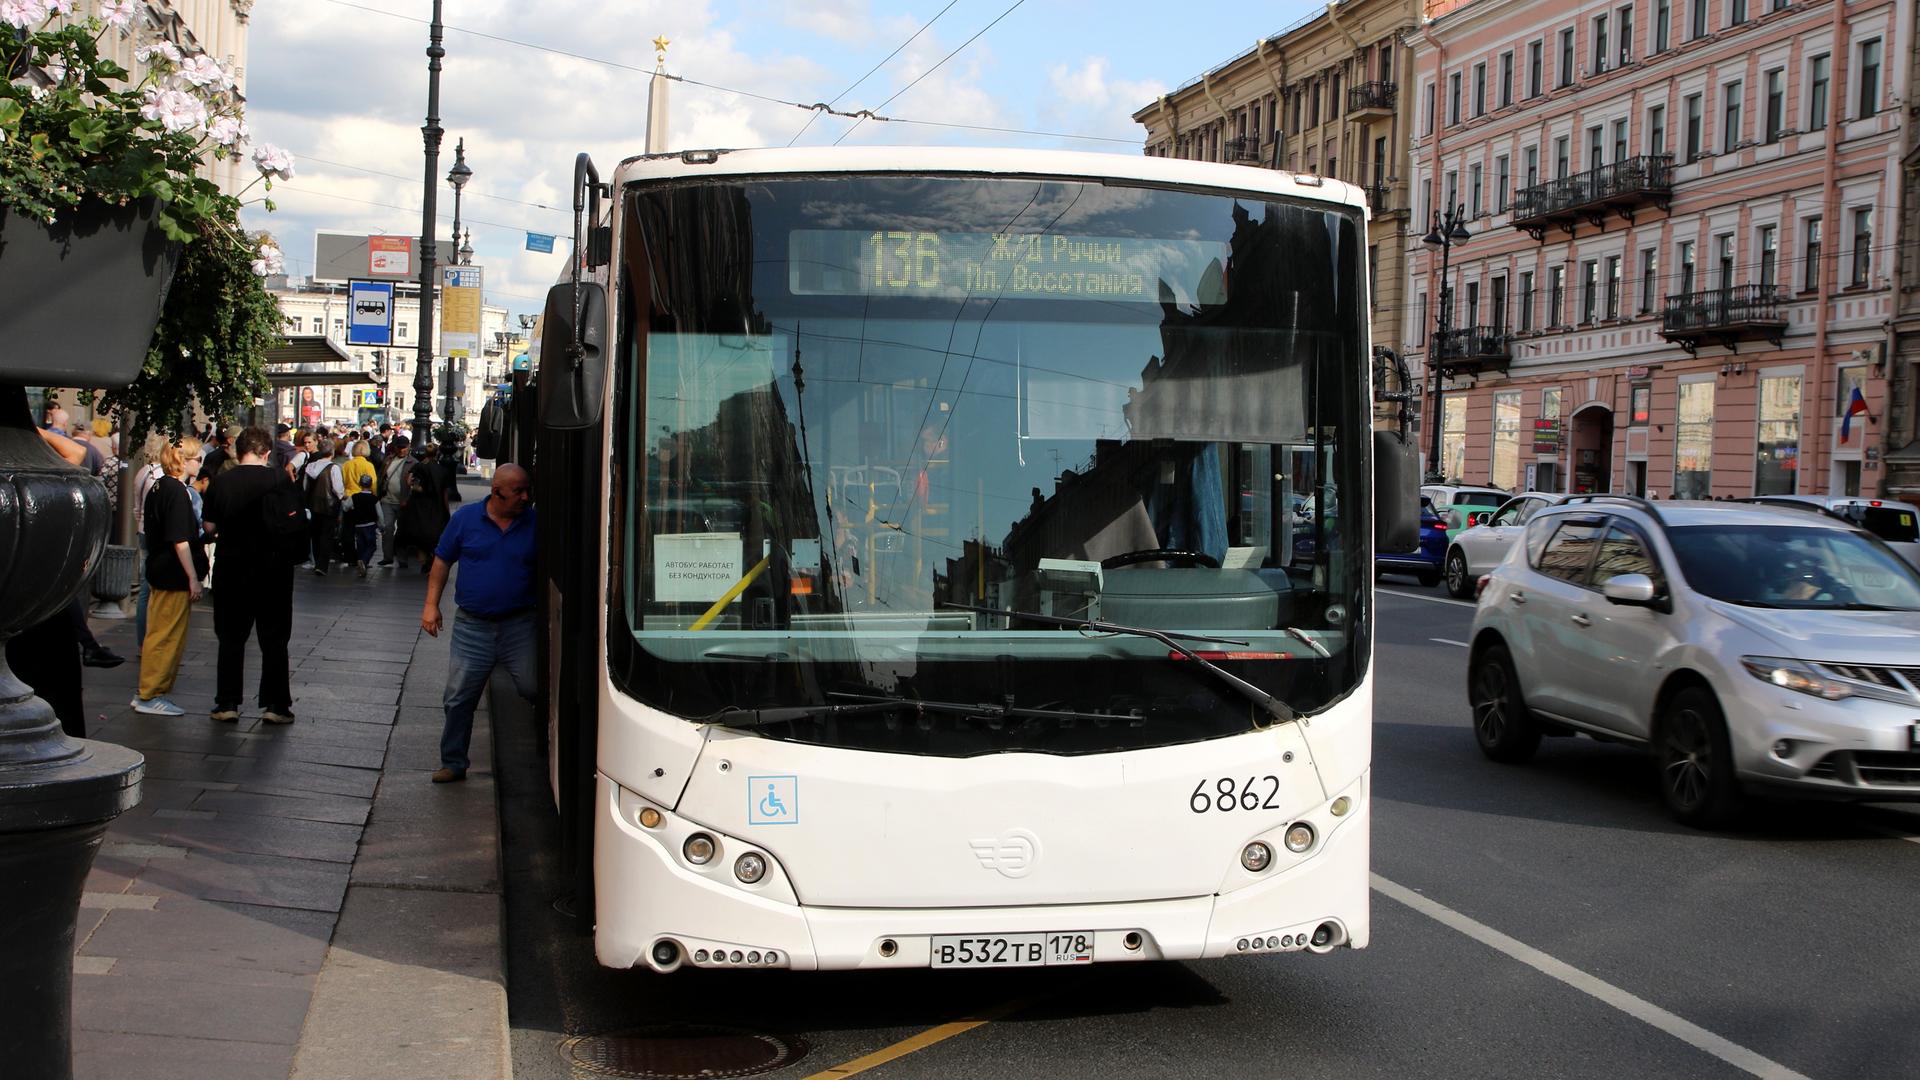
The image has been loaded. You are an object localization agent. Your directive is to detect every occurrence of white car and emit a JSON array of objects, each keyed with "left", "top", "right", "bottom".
[
  {"left": 1443, "top": 492, "right": 1568, "bottom": 598},
  {"left": 1744, "top": 495, "right": 1920, "bottom": 571}
]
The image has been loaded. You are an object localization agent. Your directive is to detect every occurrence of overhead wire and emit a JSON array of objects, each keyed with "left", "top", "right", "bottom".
[
  {"left": 788, "top": 0, "right": 961, "bottom": 146},
  {"left": 834, "top": 0, "right": 1029, "bottom": 145}
]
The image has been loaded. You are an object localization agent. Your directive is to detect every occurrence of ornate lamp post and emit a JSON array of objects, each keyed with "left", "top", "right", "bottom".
[
  {"left": 411, "top": 0, "right": 446, "bottom": 458},
  {"left": 0, "top": 384, "right": 144, "bottom": 1078},
  {"left": 443, "top": 141, "right": 472, "bottom": 433},
  {"left": 1422, "top": 204, "right": 1472, "bottom": 483}
]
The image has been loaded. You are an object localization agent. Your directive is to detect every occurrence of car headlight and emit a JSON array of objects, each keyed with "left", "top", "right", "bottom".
[{"left": 1740, "top": 657, "right": 1852, "bottom": 701}]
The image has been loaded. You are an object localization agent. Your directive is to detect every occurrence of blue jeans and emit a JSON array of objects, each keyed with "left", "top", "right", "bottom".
[{"left": 440, "top": 610, "right": 537, "bottom": 773}]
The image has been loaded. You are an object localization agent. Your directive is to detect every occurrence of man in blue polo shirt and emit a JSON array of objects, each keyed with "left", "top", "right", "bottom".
[{"left": 421, "top": 462, "right": 537, "bottom": 783}]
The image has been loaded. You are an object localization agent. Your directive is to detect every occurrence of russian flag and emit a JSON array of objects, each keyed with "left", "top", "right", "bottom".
[{"left": 1841, "top": 386, "right": 1869, "bottom": 444}]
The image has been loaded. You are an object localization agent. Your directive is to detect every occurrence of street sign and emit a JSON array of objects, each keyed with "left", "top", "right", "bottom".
[
  {"left": 441, "top": 265, "right": 483, "bottom": 360},
  {"left": 355, "top": 389, "right": 385, "bottom": 408},
  {"left": 368, "top": 237, "right": 412, "bottom": 277},
  {"left": 526, "top": 232, "right": 556, "bottom": 253},
  {"left": 313, "top": 233, "right": 414, "bottom": 283},
  {"left": 346, "top": 280, "right": 394, "bottom": 346}
]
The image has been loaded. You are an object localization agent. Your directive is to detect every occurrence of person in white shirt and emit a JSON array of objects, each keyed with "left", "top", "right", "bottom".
[{"left": 303, "top": 439, "right": 345, "bottom": 575}]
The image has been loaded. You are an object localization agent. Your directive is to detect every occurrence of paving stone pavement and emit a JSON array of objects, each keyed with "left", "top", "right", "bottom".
[{"left": 66, "top": 499, "right": 510, "bottom": 1080}]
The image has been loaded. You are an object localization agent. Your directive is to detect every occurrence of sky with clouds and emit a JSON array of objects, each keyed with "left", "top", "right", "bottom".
[{"left": 239, "top": 0, "right": 1324, "bottom": 317}]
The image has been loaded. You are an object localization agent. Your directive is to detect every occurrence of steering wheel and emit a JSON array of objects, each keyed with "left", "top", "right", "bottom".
[{"left": 1101, "top": 549, "right": 1220, "bottom": 570}]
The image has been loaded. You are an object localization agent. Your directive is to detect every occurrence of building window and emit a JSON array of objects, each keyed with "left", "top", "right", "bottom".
[
  {"left": 1689, "top": 0, "right": 1707, "bottom": 39},
  {"left": 1684, "top": 93, "right": 1703, "bottom": 161},
  {"left": 1630, "top": 384, "right": 1651, "bottom": 425},
  {"left": 1612, "top": 118, "right": 1628, "bottom": 163},
  {"left": 1422, "top": 83, "right": 1434, "bottom": 135},
  {"left": 1639, "top": 249, "right": 1659, "bottom": 312},
  {"left": 1524, "top": 145, "right": 1539, "bottom": 187},
  {"left": 1856, "top": 38, "right": 1881, "bottom": 119},
  {"left": 1722, "top": 80, "right": 1742, "bottom": 153},
  {"left": 1729, "top": 0, "right": 1746, "bottom": 24},
  {"left": 1764, "top": 69, "right": 1784, "bottom": 142},
  {"left": 1618, "top": 5, "right": 1634, "bottom": 65},
  {"left": 1548, "top": 265, "right": 1566, "bottom": 326},
  {"left": 1648, "top": 104, "right": 1666, "bottom": 154},
  {"left": 1758, "top": 225, "right": 1777, "bottom": 288},
  {"left": 333, "top": 318, "right": 345, "bottom": 335},
  {"left": 311, "top": 316, "right": 324, "bottom": 333},
  {"left": 1808, "top": 54, "right": 1829, "bottom": 130},
  {"left": 1851, "top": 208, "right": 1871, "bottom": 286},
  {"left": 1588, "top": 125, "right": 1605, "bottom": 169},
  {"left": 1448, "top": 72, "right": 1461, "bottom": 125},
  {"left": 1654, "top": 0, "right": 1670, "bottom": 52},
  {"left": 1581, "top": 260, "right": 1599, "bottom": 322},
  {"left": 1558, "top": 28, "right": 1574, "bottom": 87},
  {"left": 1473, "top": 62, "right": 1486, "bottom": 116},
  {"left": 330, "top": 388, "right": 342, "bottom": 408},
  {"left": 1310, "top": 82, "right": 1321, "bottom": 127},
  {"left": 1492, "top": 391, "right": 1522, "bottom": 490},
  {"left": 284, "top": 316, "right": 299, "bottom": 332},
  {"left": 1380, "top": 44, "right": 1393, "bottom": 81},
  {"left": 1592, "top": 14, "right": 1609, "bottom": 74},
  {"left": 1674, "top": 379, "right": 1715, "bottom": 499},
  {"left": 1470, "top": 163, "right": 1483, "bottom": 216},
  {"left": 1417, "top": 291, "right": 1429, "bottom": 345},
  {"left": 1500, "top": 51, "right": 1514, "bottom": 107},
  {"left": 1369, "top": 245, "right": 1379, "bottom": 307},
  {"left": 1554, "top": 136, "right": 1570, "bottom": 179},
  {"left": 1439, "top": 394, "right": 1469, "bottom": 483},
  {"left": 1679, "top": 239, "right": 1696, "bottom": 294},
  {"left": 1519, "top": 270, "right": 1536, "bottom": 331},
  {"left": 1495, "top": 155, "right": 1510, "bottom": 211},
  {"left": 1491, "top": 274, "right": 1508, "bottom": 331},
  {"left": 397, "top": 322, "right": 409, "bottom": 340},
  {"left": 1528, "top": 40, "right": 1543, "bottom": 97},
  {"left": 1803, "top": 216, "right": 1821, "bottom": 291},
  {"left": 1605, "top": 255, "right": 1621, "bottom": 319},
  {"left": 1754, "top": 372, "right": 1801, "bottom": 495},
  {"left": 1330, "top": 73, "right": 1342, "bottom": 119}
]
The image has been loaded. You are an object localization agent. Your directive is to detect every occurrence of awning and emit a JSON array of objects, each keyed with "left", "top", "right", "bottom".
[{"left": 263, "top": 336, "right": 373, "bottom": 387}]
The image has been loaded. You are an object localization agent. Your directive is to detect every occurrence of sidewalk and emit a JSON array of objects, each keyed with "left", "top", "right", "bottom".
[{"left": 67, "top": 499, "right": 510, "bottom": 1080}]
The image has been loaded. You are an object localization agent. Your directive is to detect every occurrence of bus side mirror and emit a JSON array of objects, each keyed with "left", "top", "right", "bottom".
[
  {"left": 539, "top": 280, "right": 607, "bottom": 430},
  {"left": 1375, "top": 429, "right": 1420, "bottom": 554}
]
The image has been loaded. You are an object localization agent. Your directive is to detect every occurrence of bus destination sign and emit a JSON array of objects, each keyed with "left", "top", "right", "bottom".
[{"left": 789, "top": 229, "right": 1229, "bottom": 305}]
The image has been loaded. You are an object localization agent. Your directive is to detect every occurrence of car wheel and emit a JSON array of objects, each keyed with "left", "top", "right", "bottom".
[
  {"left": 1445, "top": 549, "right": 1474, "bottom": 599},
  {"left": 1469, "top": 643, "right": 1540, "bottom": 763},
  {"left": 1657, "top": 685, "right": 1743, "bottom": 829},
  {"left": 1417, "top": 570, "right": 1441, "bottom": 588}
]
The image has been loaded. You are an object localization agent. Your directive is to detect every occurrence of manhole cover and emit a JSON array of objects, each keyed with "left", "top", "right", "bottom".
[{"left": 560, "top": 1025, "right": 809, "bottom": 1079}]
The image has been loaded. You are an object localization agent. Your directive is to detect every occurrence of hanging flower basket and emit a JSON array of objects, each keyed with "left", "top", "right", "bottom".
[{"left": 0, "top": 197, "right": 178, "bottom": 388}]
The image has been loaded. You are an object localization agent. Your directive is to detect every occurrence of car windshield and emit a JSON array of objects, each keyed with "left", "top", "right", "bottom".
[
  {"left": 1666, "top": 525, "right": 1920, "bottom": 609},
  {"left": 609, "top": 173, "right": 1371, "bottom": 756}
]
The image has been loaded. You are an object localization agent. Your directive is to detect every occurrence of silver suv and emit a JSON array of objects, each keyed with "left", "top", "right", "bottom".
[{"left": 1467, "top": 495, "right": 1920, "bottom": 827}]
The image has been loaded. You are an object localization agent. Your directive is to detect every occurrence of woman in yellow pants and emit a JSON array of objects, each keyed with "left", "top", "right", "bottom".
[{"left": 134, "top": 438, "right": 204, "bottom": 716}]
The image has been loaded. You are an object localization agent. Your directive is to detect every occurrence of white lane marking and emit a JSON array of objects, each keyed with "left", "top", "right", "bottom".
[
  {"left": 1429, "top": 638, "right": 1470, "bottom": 647},
  {"left": 1379, "top": 587, "right": 1477, "bottom": 609},
  {"left": 1372, "top": 874, "right": 1811, "bottom": 1080}
]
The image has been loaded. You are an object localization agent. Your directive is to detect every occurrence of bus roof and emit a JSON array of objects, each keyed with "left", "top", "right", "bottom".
[{"left": 608, "top": 146, "right": 1366, "bottom": 211}]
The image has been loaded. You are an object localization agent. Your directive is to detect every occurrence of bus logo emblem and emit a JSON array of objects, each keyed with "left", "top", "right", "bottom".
[{"left": 969, "top": 829, "right": 1040, "bottom": 878}]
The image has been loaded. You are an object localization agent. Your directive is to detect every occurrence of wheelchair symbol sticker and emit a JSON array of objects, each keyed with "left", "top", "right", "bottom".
[{"left": 748, "top": 775, "right": 798, "bottom": 825}]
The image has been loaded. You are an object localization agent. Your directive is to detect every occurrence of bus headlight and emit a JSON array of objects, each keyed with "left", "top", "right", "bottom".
[
  {"left": 734, "top": 852, "right": 767, "bottom": 884},
  {"left": 683, "top": 834, "right": 716, "bottom": 865},
  {"left": 1284, "top": 823, "right": 1316, "bottom": 853},
  {"left": 1240, "top": 842, "right": 1273, "bottom": 872}
]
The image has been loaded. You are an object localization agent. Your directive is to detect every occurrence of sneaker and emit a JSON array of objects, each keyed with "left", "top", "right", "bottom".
[
  {"left": 261, "top": 707, "right": 296, "bottom": 725},
  {"left": 355, "top": 564, "right": 368, "bottom": 579},
  {"left": 210, "top": 707, "right": 241, "bottom": 723},
  {"left": 132, "top": 696, "right": 186, "bottom": 717},
  {"left": 83, "top": 646, "right": 126, "bottom": 668},
  {"left": 431, "top": 767, "right": 467, "bottom": 783},
  {"left": 378, "top": 559, "right": 396, "bottom": 567}
]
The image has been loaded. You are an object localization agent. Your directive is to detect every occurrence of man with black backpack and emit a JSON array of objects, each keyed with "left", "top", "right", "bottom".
[{"left": 202, "top": 427, "right": 299, "bottom": 725}]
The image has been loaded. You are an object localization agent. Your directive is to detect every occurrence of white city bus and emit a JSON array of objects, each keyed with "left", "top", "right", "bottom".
[{"left": 519, "top": 146, "right": 1411, "bottom": 973}]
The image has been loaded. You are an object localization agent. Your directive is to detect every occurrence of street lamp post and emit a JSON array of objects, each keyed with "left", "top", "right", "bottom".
[
  {"left": 411, "top": 0, "right": 446, "bottom": 460},
  {"left": 1423, "top": 204, "right": 1472, "bottom": 483},
  {"left": 444, "top": 141, "right": 471, "bottom": 435}
]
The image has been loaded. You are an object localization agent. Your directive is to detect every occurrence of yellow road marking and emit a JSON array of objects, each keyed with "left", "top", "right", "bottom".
[{"left": 803, "top": 997, "right": 1033, "bottom": 1079}]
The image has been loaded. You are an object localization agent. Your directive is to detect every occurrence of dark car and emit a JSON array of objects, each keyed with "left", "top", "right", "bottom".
[{"left": 1375, "top": 496, "right": 1447, "bottom": 587}]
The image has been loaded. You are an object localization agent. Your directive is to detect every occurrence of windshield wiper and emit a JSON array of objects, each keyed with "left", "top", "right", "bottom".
[
  {"left": 937, "top": 601, "right": 1298, "bottom": 725},
  {"left": 829, "top": 691, "right": 1142, "bottom": 724},
  {"left": 700, "top": 700, "right": 919, "bottom": 730},
  {"left": 705, "top": 692, "right": 1142, "bottom": 731}
]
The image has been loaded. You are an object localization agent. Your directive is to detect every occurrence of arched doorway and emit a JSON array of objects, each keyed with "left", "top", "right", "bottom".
[{"left": 1570, "top": 405, "right": 1614, "bottom": 494}]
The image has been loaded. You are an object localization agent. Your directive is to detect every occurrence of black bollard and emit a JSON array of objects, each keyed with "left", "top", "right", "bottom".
[{"left": 0, "top": 384, "right": 144, "bottom": 1080}]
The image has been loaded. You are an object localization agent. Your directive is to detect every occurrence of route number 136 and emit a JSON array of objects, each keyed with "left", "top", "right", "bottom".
[
  {"left": 1190, "top": 776, "right": 1283, "bottom": 813},
  {"left": 869, "top": 230, "right": 941, "bottom": 290}
]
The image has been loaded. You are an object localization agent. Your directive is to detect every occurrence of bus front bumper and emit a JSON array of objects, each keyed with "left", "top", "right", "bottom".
[{"left": 592, "top": 772, "right": 1371, "bottom": 972}]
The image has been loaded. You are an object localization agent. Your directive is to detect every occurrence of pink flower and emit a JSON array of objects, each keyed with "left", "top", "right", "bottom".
[
  {"left": 252, "top": 143, "right": 295, "bottom": 181},
  {"left": 140, "top": 86, "right": 207, "bottom": 135},
  {"left": 177, "top": 54, "right": 228, "bottom": 89},
  {"left": 100, "top": 0, "right": 135, "bottom": 29},
  {"left": 0, "top": 0, "right": 49, "bottom": 31},
  {"left": 251, "top": 244, "right": 285, "bottom": 277},
  {"left": 209, "top": 115, "right": 246, "bottom": 147}
]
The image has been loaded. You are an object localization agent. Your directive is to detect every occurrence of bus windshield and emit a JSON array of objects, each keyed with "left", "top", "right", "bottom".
[{"left": 611, "top": 173, "right": 1371, "bottom": 756}]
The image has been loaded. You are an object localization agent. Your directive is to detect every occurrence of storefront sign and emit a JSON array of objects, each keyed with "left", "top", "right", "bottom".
[{"left": 1532, "top": 418, "right": 1560, "bottom": 453}]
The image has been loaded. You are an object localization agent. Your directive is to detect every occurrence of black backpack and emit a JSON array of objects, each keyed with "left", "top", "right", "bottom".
[
  {"left": 261, "top": 480, "right": 311, "bottom": 565},
  {"left": 305, "top": 462, "right": 340, "bottom": 518}
]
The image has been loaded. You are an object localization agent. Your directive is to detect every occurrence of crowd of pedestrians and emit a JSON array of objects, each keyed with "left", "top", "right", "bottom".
[{"left": 28, "top": 404, "right": 537, "bottom": 786}]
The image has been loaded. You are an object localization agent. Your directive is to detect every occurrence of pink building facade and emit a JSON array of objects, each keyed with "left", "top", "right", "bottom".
[{"left": 1406, "top": 0, "right": 1912, "bottom": 499}]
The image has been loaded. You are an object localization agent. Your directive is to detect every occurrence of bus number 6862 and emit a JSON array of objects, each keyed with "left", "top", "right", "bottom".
[{"left": 1189, "top": 776, "right": 1282, "bottom": 813}]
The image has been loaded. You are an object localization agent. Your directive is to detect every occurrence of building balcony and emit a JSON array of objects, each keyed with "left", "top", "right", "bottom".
[
  {"left": 1364, "top": 182, "right": 1396, "bottom": 215},
  {"left": 1509, "top": 154, "right": 1675, "bottom": 239},
  {"left": 1223, "top": 136, "right": 1264, "bottom": 165},
  {"left": 1433, "top": 324, "right": 1514, "bottom": 377},
  {"left": 1659, "top": 285, "right": 1788, "bottom": 354},
  {"left": 1347, "top": 81, "right": 1397, "bottom": 120}
]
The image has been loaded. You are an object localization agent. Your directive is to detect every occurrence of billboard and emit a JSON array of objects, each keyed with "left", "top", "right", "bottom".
[
  {"left": 296, "top": 386, "right": 324, "bottom": 429},
  {"left": 313, "top": 232, "right": 416, "bottom": 283},
  {"left": 441, "top": 265, "right": 483, "bottom": 359},
  {"left": 347, "top": 280, "right": 395, "bottom": 346}
]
